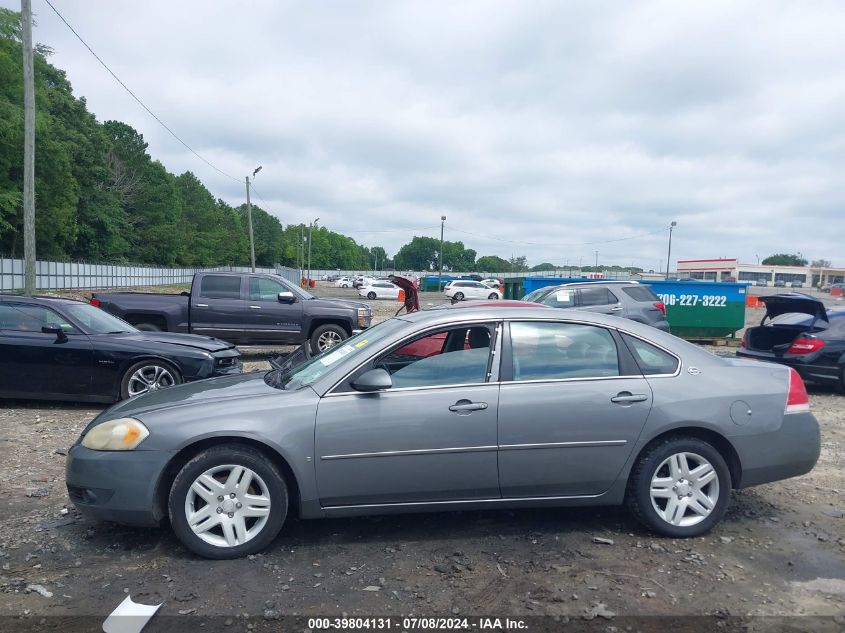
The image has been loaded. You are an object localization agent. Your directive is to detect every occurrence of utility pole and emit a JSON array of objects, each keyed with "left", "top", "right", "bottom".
[
  {"left": 299, "top": 224, "right": 304, "bottom": 283},
  {"left": 245, "top": 177, "right": 255, "bottom": 272},
  {"left": 438, "top": 215, "right": 446, "bottom": 291},
  {"left": 665, "top": 221, "right": 677, "bottom": 280},
  {"left": 594, "top": 250, "right": 599, "bottom": 269},
  {"left": 21, "top": 0, "right": 36, "bottom": 294}
]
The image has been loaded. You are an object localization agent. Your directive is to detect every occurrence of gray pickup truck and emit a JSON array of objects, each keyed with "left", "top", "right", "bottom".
[{"left": 90, "top": 272, "right": 372, "bottom": 354}]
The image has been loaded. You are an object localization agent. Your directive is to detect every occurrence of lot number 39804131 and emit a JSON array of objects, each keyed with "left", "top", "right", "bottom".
[{"left": 658, "top": 294, "right": 727, "bottom": 307}]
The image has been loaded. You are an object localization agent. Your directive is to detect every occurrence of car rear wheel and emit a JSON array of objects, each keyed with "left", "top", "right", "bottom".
[
  {"left": 168, "top": 445, "right": 288, "bottom": 559},
  {"left": 310, "top": 324, "right": 347, "bottom": 355},
  {"left": 453, "top": 292, "right": 465, "bottom": 301},
  {"left": 626, "top": 437, "right": 730, "bottom": 537},
  {"left": 120, "top": 360, "right": 181, "bottom": 400},
  {"left": 487, "top": 293, "right": 499, "bottom": 300},
  {"left": 367, "top": 291, "right": 377, "bottom": 300}
]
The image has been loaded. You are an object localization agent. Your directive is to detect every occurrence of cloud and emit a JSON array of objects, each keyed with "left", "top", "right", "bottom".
[{"left": 12, "top": 0, "right": 845, "bottom": 267}]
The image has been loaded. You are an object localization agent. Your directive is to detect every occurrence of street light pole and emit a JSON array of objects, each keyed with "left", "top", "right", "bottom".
[
  {"left": 21, "top": 0, "right": 36, "bottom": 293},
  {"left": 308, "top": 218, "right": 319, "bottom": 284},
  {"left": 438, "top": 215, "right": 446, "bottom": 291},
  {"left": 245, "top": 166, "right": 262, "bottom": 272},
  {"left": 665, "top": 221, "right": 677, "bottom": 280}
]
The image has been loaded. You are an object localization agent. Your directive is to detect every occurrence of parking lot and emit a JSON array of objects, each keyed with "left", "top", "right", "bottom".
[{"left": 1, "top": 287, "right": 844, "bottom": 629}]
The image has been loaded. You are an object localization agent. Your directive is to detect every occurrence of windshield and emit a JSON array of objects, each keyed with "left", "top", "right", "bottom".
[
  {"left": 266, "top": 318, "right": 406, "bottom": 390},
  {"left": 66, "top": 304, "right": 138, "bottom": 334},
  {"left": 522, "top": 287, "right": 554, "bottom": 302}
]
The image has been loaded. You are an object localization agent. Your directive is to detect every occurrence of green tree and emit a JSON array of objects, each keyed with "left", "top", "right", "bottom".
[
  {"left": 476, "top": 255, "right": 511, "bottom": 272},
  {"left": 811, "top": 259, "right": 832, "bottom": 268},
  {"left": 530, "top": 262, "right": 558, "bottom": 272},
  {"left": 762, "top": 253, "right": 808, "bottom": 266},
  {"left": 394, "top": 236, "right": 476, "bottom": 271},
  {"left": 508, "top": 255, "right": 529, "bottom": 272}
]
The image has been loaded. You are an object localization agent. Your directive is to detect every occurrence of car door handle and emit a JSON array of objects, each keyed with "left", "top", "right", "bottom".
[
  {"left": 449, "top": 400, "right": 488, "bottom": 413},
  {"left": 610, "top": 305, "right": 623, "bottom": 311},
  {"left": 195, "top": 303, "right": 208, "bottom": 308},
  {"left": 610, "top": 392, "right": 648, "bottom": 404},
  {"left": 249, "top": 305, "right": 261, "bottom": 309}
]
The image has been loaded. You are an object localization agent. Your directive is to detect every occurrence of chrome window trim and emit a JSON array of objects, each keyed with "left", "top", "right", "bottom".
[
  {"left": 499, "top": 374, "right": 643, "bottom": 386},
  {"left": 323, "top": 381, "right": 499, "bottom": 398},
  {"left": 614, "top": 327, "right": 683, "bottom": 379}
]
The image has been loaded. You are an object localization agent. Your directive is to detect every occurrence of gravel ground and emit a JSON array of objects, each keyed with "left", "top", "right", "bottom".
[{"left": 1, "top": 284, "right": 843, "bottom": 630}]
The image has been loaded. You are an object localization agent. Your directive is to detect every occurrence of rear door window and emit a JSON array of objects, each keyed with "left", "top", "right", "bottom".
[
  {"left": 540, "top": 289, "right": 576, "bottom": 308},
  {"left": 621, "top": 334, "right": 679, "bottom": 375},
  {"left": 577, "top": 287, "right": 618, "bottom": 307},
  {"left": 200, "top": 275, "right": 242, "bottom": 299},
  {"left": 509, "top": 321, "right": 620, "bottom": 381}
]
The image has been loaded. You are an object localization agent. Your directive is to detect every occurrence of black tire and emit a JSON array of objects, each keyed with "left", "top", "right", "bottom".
[
  {"left": 626, "top": 436, "right": 731, "bottom": 538},
  {"left": 453, "top": 292, "right": 465, "bottom": 301},
  {"left": 309, "top": 323, "right": 348, "bottom": 355},
  {"left": 168, "top": 445, "right": 288, "bottom": 559},
  {"left": 119, "top": 359, "right": 182, "bottom": 400},
  {"left": 367, "top": 291, "right": 377, "bottom": 300},
  {"left": 135, "top": 322, "right": 162, "bottom": 331},
  {"left": 487, "top": 293, "right": 499, "bottom": 300}
]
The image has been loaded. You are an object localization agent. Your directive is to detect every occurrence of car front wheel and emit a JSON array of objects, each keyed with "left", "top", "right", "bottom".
[
  {"left": 626, "top": 437, "right": 730, "bottom": 537},
  {"left": 367, "top": 291, "right": 377, "bottom": 300},
  {"left": 168, "top": 445, "right": 288, "bottom": 559},
  {"left": 120, "top": 360, "right": 181, "bottom": 399}
]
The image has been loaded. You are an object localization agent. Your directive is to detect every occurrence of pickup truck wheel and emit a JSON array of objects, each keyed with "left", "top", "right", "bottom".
[
  {"left": 168, "top": 444, "right": 288, "bottom": 559},
  {"left": 310, "top": 324, "right": 347, "bottom": 354},
  {"left": 120, "top": 359, "right": 182, "bottom": 399},
  {"left": 135, "top": 322, "right": 162, "bottom": 332}
]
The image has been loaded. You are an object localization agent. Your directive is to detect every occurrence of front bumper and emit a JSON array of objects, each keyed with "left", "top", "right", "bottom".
[
  {"left": 731, "top": 411, "right": 821, "bottom": 488},
  {"left": 65, "top": 444, "right": 173, "bottom": 526}
]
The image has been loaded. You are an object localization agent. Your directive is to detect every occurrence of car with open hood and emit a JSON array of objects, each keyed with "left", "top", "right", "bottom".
[
  {"left": 737, "top": 293, "right": 845, "bottom": 392},
  {"left": 67, "top": 305, "right": 819, "bottom": 558}
]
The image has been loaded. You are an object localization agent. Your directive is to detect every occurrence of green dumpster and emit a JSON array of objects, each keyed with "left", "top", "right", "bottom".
[
  {"left": 503, "top": 277, "right": 525, "bottom": 300},
  {"left": 645, "top": 280, "right": 748, "bottom": 338}
]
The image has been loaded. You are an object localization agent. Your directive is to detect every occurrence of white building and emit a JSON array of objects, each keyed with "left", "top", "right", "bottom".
[{"left": 676, "top": 258, "right": 844, "bottom": 287}]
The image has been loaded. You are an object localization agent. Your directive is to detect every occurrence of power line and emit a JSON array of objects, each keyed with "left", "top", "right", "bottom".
[
  {"left": 42, "top": 0, "right": 241, "bottom": 184},
  {"left": 447, "top": 225, "right": 668, "bottom": 247}
]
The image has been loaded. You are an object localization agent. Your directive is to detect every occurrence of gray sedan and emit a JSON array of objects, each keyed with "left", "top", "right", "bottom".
[{"left": 66, "top": 307, "right": 820, "bottom": 559}]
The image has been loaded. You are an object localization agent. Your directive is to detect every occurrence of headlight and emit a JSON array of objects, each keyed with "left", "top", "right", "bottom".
[{"left": 81, "top": 418, "right": 149, "bottom": 451}]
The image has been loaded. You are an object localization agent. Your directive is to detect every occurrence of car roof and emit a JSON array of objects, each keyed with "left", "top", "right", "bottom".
[{"left": 0, "top": 294, "right": 83, "bottom": 306}]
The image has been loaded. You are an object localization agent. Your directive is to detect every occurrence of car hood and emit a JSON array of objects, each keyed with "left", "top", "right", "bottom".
[
  {"left": 103, "top": 331, "right": 236, "bottom": 352},
  {"left": 306, "top": 297, "right": 370, "bottom": 312},
  {"left": 98, "top": 372, "right": 278, "bottom": 421},
  {"left": 760, "top": 294, "right": 829, "bottom": 323}
]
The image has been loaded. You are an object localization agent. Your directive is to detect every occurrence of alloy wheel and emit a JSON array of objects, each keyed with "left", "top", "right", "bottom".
[
  {"left": 317, "top": 330, "right": 343, "bottom": 351},
  {"left": 649, "top": 452, "right": 719, "bottom": 527},
  {"left": 184, "top": 464, "right": 272, "bottom": 548},
  {"left": 127, "top": 365, "right": 176, "bottom": 397}
]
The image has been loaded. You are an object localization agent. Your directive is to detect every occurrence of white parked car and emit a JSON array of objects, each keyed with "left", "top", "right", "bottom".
[
  {"left": 335, "top": 277, "right": 354, "bottom": 288},
  {"left": 481, "top": 278, "right": 502, "bottom": 289},
  {"left": 358, "top": 281, "right": 401, "bottom": 300},
  {"left": 445, "top": 280, "right": 502, "bottom": 301}
]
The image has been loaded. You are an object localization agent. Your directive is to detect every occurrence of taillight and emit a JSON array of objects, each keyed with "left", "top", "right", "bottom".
[
  {"left": 654, "top": 302, "right": 666, "bottom": 316},
  {"left": 89, "top": 297, "right": 100, "bottom": 308},
  {"left": 785, "top": 367, "right": 810, "bottom": 414},
  {"left": 786, "top": 337, "right": 825, "bottom": 355},
  {"left": 740, "top": 331, "right": 747, "bottom": 348}
]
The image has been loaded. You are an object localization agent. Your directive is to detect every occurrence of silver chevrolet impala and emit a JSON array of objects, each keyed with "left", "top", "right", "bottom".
[{"left": 66, "top": 306, "right": 820, "bottom": 559}]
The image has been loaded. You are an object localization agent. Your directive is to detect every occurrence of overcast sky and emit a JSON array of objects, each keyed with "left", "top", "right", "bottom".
[{"left": 8, "top": 0, "right": 845, "bottom": 269}]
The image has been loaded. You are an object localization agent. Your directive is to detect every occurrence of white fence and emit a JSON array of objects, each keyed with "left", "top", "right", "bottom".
[
  {"left": 0, "top": 257, "right": 299, "bottom": 291},
  {"left": 308, "top": 268, "right": 634, "bottom": 280}
]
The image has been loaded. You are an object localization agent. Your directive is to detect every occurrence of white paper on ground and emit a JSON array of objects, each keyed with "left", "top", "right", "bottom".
[{"left": 102, "top": 595, "right": 162, "bottom": 633}]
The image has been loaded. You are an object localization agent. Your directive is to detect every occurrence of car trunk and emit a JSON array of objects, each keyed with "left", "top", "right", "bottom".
[{"left": 743, "top": 294, "right": 828, "bottom": 354}]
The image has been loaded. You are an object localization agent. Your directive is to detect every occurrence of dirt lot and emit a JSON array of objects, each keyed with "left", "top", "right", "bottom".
[{"left": 1, "top": 286, "right": 843, "bottom": 631}]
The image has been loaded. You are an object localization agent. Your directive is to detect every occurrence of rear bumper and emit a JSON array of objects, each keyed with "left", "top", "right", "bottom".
[
  {"left": 735, "top": 351, "right": 839, "bottom": 385},
  {"left": 732, "top": 412, "right": 821, "bottom": 488},
  {"left": 65, "top": 445, "right": 173, "bottom": 526}
]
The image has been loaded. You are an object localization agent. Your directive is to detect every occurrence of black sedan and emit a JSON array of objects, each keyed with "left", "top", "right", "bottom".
[
  {"left": 738, "top": 293, "right": 845, "bottom": 392},
  {"left": 0, "top": 295, "right": 241, "bottom": 403}
]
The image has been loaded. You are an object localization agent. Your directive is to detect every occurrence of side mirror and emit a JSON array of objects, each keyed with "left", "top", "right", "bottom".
[
  {"left": 277, "top": 291, "right": 296, "bottom": 304},
  {"left": 42, "top": 325, "right": 67, "bottom": 342},
  {"left": 351, "top": 368, "right": 392, "bottom": 392}
]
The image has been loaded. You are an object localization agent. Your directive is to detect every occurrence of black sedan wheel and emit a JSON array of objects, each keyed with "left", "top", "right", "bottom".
[
  {"left": 626, "top": 436, "right": 730, "bottom": 537},
  {"left": 120, "top": 360, "right": 181, "bottom": 399},
  {"left": 168, "top": 445, "right": 288, "bottom": 559}
]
